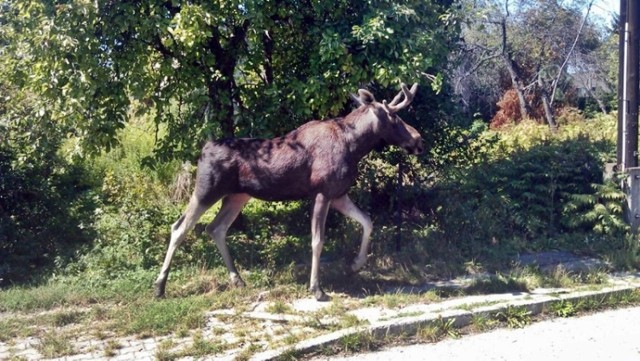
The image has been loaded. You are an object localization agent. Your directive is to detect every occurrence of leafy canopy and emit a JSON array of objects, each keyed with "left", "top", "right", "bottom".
[{"left": 1, "top": 0, "right": 455, "bottom": 161}]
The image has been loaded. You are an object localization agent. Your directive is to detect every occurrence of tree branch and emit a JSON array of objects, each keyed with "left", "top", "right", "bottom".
[{"left": 550, "top": 0, "right": 593, "bottom": 105}]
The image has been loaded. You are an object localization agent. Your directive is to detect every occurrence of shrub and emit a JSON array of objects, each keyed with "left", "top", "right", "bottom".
[
  {"left": 421, "top": 114, "right": 623, "bottom": 265},
  {"left": 0, "top": 144, "right": 98, "bottom": 284}
]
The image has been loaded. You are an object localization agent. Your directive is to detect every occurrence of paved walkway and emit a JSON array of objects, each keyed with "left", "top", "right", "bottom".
[{"left": 1, "top": 272, "right": 639, "bottom": 361}]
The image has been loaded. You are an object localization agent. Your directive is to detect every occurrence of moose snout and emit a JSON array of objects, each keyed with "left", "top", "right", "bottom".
[{"left": 408, "top": 137, "right": 424, "bottom": 155}]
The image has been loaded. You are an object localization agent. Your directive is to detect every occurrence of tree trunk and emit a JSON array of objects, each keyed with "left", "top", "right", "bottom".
[
  {"left": 499, "top": 15, "right": 530, "bottom": 120},
  {"left": 537, "top": 74, "right": 558, "bottom": 131},
  {"left": 208, "top": 80, "right": 236, "bottom": 138},
  {"left": 502, "top": 54, "right": 531, "bottom": 119},
  {"left": 584, "top": 86, "right": 608, "bottom": 114},
  {"left": 205, "top": 20, "right": 251, "bottom": 138}
]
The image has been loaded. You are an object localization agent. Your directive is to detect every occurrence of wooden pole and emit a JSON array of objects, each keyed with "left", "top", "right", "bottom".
[
  {"left": 624, "top": 0, "right": 639, "bottom": 170},
  {"left": 618, "top": 0, "right": 628, "bottom": 167},
  {"left": 622, "top": 0, "right": 640, "bottom": 230}
]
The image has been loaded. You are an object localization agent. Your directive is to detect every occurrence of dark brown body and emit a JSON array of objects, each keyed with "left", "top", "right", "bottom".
[
  {"left": 155, "top": 83, "right": 423, "bottom": 301},
  {"left": 196, "top": 113, "right": 382, "bottom": 204}
]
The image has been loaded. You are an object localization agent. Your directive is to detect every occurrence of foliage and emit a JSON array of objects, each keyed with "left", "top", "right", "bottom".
[
  {"left": 0, "top": 115, "right": 97, "bottom": 285},
  {"left": 0, "top": 0, "right": 460, "bottom": 284},
  {"left": 64, "top": 124, "right": 192, "bottom": 280},
  {"left": 452, "top": 0, "right": 615, "bottom": 123},
  {"left": 1, "top": 0, "right": 456, "bottom": 161},
  {"left": 390, "top": 116, "right": 628, "bottom": 267},
  {"left": 0, "top": 0, "right": 634, "bottom": 289},
  {"left": 495, "top": 305, "right": 531, "bottom": 328}
]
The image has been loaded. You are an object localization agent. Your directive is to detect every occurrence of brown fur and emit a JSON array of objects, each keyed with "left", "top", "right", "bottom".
[{"left": 154, "top": 83, "right": 423, "bottom": 301}]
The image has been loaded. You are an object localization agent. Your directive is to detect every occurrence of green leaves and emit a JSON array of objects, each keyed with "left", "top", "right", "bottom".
[
  {"left": 2, "top": 0, "right": 456, "bottom": 160},
  {"left": 563, "top": 182, "right": 628, "bottom": 235}
]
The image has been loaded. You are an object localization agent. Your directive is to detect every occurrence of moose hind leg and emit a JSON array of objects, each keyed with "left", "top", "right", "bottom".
[
  {"left": 331, "top": 194, "right": 373, "bottom": 273},
  {"left": 155, "top": 195, "right": 212, "bottom": 298},
  {"left": 205, "top": 193, "right": 251, "bottom": 288}
]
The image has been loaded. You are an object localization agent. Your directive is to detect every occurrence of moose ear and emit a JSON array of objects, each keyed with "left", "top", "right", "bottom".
[{"left": 357, "top": 89, "right": 375, "bottom": 105}]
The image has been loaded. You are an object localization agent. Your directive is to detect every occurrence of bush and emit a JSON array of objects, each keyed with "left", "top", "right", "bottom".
[
  {"left": 6, "top": 106, "right": 629, "bottom": 286},
  {"left": 0, "top": 144, "right": 97, "bottom": 284},
  {"left": 420, "top": 114, "right": 625, "bottom": 265}
]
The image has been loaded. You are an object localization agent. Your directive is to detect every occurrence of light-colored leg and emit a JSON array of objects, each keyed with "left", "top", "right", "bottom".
[
  {"left": 155, "top": 195, "right": 212, "bottom": 297},
  {"left": 310, "top": 193, "right": 331, "bottom": 301},
  {"left": 331, "top": 194, "right": 373, "bottom": 272},
  {"left": 205, "top": 193, "right": 251, "bottom": 287}
]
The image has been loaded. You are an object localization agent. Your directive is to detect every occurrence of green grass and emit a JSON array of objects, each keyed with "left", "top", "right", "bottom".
[
  {"left": 103, "top": 340, "right": 123, "bottom": 357},
  {"left": 455, "top": 300, "right": 502, "bottom": 311},
  {"left": 495, "top": 306, "right": 532, "bottom": 328},
  {"left": 34, "top": 331, "right": 76, "bottom": 358},
  {"left": 0, "top": 269, "right": 157, "bottom": 313},
  {"left": 51, "top": 310, "right": 86, "bottom": 327},
  {"left": 178, "top": 332, "right": 229, "bottom": 358},
  {"left": 112, "top": 296, "right": 212, "bottom": 337},
  {"left": 0, "top": 262, "right": 638, "bottom": 361},
  {"left": 265, "top": 300, "right": 295, "bottom": 314},
  {"left": 361, "top": 289, "right": 440, "bottom": 308},
  {"left": 0, "top": 283, "right": 89, "bottom": 312},
  {"left": 0, "top": 316, "right": 34, "bottom": 342},
  {"left": 338, "top": 332, "right": 378, "bottom": 354},
  {"left": 234, "top": 344, "right": 264, "bottom": 361}
]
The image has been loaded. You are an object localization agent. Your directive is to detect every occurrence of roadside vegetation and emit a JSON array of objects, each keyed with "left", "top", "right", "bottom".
[{"left": 1, "top": 0, "right": 638, "bottom": 360}]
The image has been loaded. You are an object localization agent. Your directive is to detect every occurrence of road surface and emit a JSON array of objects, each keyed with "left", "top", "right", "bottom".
[{"left": 313, "top": 306, "right": 640, "bottom": 361}]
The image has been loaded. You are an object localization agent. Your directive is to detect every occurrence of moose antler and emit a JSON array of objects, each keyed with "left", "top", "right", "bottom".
[{"left": 382, "top": 83, "right": 418, "bottom": 114}]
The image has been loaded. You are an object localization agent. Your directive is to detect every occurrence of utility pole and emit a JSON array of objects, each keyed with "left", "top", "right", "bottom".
[
  {"left": 618, "top": 0, "right": 627, "bottom": 165},
  {"left": 624, "top": 0, "right": 639, "bottom": 170},
  {"left": 619, "top": 0, "right": 640, "bottom": 230}
]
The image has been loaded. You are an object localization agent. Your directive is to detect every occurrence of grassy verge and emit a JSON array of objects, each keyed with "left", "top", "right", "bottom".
[{"left": 0, "top": 262, "right": 633, "bottom": 360}]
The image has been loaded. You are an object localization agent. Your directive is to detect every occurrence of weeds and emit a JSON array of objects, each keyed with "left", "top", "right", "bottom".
[
  {"left": 470, "top": 313, "right": 499, "bottom": 332},
  {"left": 234, "top": 344, "right": 264, "bottom": 361},
  {"left": 182, "top": 332, "right": 229, "bottom": 357},
  {"left": 51, "top": 310, "right": 86, "bottom": 327},
  {"left": 466, "top": 275, "right": 529, "bottom": 294},
  {"left": 495, "top": 306, "right": 532, "bottom": 328},
  {"left": 416, "top": 316, "right": 459, "bottom": 342},
  {"left": 33, "top": 331, "right": 76, "bottom": 358},
  {"left": 338, "top": 314, "right": 365, "bottom": 328},
  {"left": 362, "top": 289, "right": 440, "bottom": 308},
  {"left": 113, "top": 296, "right": 212, "bottom": 336},
  {"left": 103, "top": 340, "right": 122, "bottom": 357},
  {"left": 551, "top": 300, "right": 578, "bottom": 318},
  {"left": 266, "top": 300, "right": 294, "bottom": 314},
  {"left": 339, "top": 332, "right": 377, "bottom": 354},
  {"left": 0, "top": 317, "right": 33, "bottom": 342}
]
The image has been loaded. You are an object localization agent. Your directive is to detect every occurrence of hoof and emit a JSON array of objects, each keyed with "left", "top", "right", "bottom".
[
  {"left": 311, "top": 287, "right": 331, "bottom": 302},
  {"left": 154, "top": 280, "right": 167, "bottom": 299},
  {"left": 230, "top": 274, "right": 246, "bottom": 288},
  {"left": 350, "top": 259, "right": 366, "bottom": 273}
]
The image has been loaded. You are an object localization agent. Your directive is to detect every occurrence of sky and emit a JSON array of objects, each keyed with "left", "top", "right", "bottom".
[{"left": 592, "top": 0, "right": 619, "bottom": 20}]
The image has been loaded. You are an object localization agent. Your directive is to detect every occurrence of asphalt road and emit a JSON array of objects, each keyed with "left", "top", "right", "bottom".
[{"left": 313, "top": 306, "right": 640, "bottom": 361}]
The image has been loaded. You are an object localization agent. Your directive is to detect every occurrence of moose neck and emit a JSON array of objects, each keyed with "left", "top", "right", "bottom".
[{"left": 342, "top": 106, "right": 386, "bottom": 161}]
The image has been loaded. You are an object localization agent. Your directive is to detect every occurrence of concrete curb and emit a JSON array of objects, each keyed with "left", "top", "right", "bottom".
[{"left": 251, "top": 278, "right": 640, "bottom": 361}]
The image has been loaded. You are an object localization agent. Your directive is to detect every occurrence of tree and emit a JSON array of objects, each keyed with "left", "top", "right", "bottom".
[
  {"left": 451, "top": 0, "right": 610, "bottom": 127},
  {"left": 1, "top": 0, "right": 456, "bottom": 161}
]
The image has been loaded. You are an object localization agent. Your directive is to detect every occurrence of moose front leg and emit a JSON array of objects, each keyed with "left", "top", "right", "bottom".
[
  {"left": 331, "top": 194, "right": 373, "bottom": 272},
  {"left": 309, "top": 193, "right": 331, "bottom": 301}
]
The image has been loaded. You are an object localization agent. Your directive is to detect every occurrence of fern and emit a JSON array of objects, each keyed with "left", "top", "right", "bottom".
[{"left": 562, "top": 181, "right": 628, "bottom": 235}]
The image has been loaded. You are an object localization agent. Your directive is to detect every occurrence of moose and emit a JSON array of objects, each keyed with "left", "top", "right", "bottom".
[{"left": 154, "top": 83, "right": 423, "bottom": 301}]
